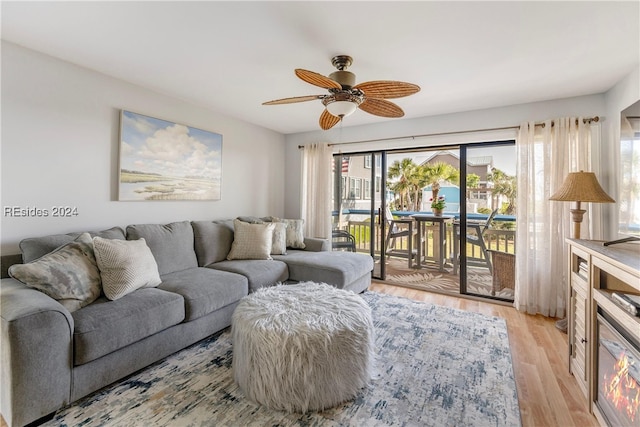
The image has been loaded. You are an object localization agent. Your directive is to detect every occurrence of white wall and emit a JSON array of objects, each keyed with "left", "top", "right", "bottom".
[
  {"left": 1, "top": 42, "right": 286, "bottom": 254},
  {"left": 284, "top": 94, "right": 607, "bottom": 219}
]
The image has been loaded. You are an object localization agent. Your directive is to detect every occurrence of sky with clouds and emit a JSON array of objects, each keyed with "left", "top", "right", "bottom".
[{"left": 120, "top": 111, "right": 222, "bottom": 180}]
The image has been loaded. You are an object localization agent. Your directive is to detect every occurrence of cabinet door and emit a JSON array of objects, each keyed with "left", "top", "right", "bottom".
[{"left": 569, "top": 278, "right": 589, "bottom": 397}]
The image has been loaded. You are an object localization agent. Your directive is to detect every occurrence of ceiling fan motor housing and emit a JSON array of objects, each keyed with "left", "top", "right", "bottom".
[{"left": 329, "top": 70, "right": 356, "bottom": 89}]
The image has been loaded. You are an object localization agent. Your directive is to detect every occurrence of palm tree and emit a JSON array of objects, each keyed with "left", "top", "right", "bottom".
[
  {"left": 387, "top": 158, "right": 417, "bottom": 211},
  {"left": 407, "top": 165, "right": 428, "bottom": 211},
  {"left": 488, "top": 167, "right": 516, "bottom": 214},
  {"left": 467, "top": 173, "right": 480, "bottom": 190},
  {"left": 421, "top": 162, "right": 459, "bottom": 208}
]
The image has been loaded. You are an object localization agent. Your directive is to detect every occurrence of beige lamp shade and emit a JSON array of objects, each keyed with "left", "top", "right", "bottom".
[{"left": 549, "top": 171, "right": 615, "bottom": 203}]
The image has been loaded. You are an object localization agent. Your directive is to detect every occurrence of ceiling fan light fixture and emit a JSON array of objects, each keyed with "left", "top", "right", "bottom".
[
  {"left": 263, "top": 55, "right": 420, "bottom": 129},
  {"left": 326, "top": 100, "right": 358, "bottom": 117}
]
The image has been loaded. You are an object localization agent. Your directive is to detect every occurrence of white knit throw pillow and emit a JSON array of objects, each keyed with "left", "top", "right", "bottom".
[{"left": 93, "top": 236, "right": 161, "bottom": 300}]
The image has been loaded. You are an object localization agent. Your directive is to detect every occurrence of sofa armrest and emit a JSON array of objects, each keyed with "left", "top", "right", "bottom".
[
  {"left": 1, "top": 278, "right": 74, "bottom": 427},
  {"left": 303, "top": 237, "right": 330, "bottom": 252}
]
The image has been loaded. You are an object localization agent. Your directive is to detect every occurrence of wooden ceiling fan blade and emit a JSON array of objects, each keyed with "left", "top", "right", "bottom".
[
  {"left": 262, "top": 95, "right": 324, "bottom": 105},
  {"left": 353, "top": 81, "right": 420, "bottom": 99},
  {"left": 319, "top": 109, "right": 341, "bottom": 130},
  {"left": 359, "top": 98, "right": 404, "bottom": 118},
  {"left": 295, "top": 69, "right": 342, "bottom": 90}
]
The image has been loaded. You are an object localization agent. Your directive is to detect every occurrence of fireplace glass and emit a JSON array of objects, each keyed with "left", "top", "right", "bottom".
[{"left": 596, "top": 313, "right": 640, "bottom": 427}]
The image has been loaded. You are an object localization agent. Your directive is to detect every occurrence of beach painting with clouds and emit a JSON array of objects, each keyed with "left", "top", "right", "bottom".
[{"left": 118, "top": 110, "right": 222, "bottom": 201}]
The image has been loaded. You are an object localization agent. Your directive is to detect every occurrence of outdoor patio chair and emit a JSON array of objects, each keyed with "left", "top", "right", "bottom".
[
  {"left": 487, "top": 250, "right": 515, "bottom": 296},
  {"left": 332, "top": 229, "right": 356, "bottom": 252},
  {"left": 385, "top": 208, "right": 417, "bottom": 267},
  {"left": 453, "top": 209, "right": 498, "bottom": 274}
]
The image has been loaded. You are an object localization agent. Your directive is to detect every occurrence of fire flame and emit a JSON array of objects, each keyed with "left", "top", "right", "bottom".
[{"left": 602, "top": 352, "right": 640, "bottom": 422}]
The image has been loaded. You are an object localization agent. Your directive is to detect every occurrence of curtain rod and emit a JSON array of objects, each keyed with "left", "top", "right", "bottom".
[{"left": 297, "top": 116, "right": 599, "bottom": 149}]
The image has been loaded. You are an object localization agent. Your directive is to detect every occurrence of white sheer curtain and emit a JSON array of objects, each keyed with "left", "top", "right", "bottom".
[
  {"left": 301, "top": 143, "right": 333, "bottom": 239},
  {"left": 515, "top": 117, "right": 600, "bottom": 317}
]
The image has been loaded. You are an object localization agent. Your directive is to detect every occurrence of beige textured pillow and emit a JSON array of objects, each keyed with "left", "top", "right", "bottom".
[
  {"left": 8, "top": 233, "right": 101, "bottom": 312},
  {"left": 93, "top": 236, "right": 162, "bottom": 300},
  {"left": 271, "top": 222, "right": 287, "bottom": 255},
  {"left": 274, "top": 218, "right": 306, "bottom": 249},
  {"left": 227, "top": 219, "right": 275, "bottom": 260}
]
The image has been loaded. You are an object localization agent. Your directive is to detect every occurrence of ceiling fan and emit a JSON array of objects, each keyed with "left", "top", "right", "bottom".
[{"left": 262, "top": 55, "right": 421, "bottom": 130}]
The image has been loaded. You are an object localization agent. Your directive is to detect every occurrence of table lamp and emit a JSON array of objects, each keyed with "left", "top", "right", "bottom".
[
  {"left": 549, "top": 171, "right": 615, "bottom": 239},
  {"left": 549, "top": 170, "right": 614, "bottom": 332}
]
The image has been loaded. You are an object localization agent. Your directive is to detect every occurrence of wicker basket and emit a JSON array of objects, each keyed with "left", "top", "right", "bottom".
[{"left": 488, "top": 250, "right": 515, "bottom": 296}]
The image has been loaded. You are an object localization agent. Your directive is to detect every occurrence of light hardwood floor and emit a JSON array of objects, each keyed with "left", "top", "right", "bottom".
[
  {"left": 370, "top": 281, "right": 598, "bottom": 427},
  {"left": 2, "top": 282, "right": 598, "bottom": 427}
]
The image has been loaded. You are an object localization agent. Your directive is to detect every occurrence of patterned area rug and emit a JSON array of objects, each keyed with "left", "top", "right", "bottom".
[{"left": 44, "top": 291, "right": 521, "bottom": 427}]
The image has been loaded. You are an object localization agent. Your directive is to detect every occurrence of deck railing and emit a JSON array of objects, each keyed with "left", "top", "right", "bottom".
[{"left": 334, "top": 213, "right": 516, "bottom": 262}]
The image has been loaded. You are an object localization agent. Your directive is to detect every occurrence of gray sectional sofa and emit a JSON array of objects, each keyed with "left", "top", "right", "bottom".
[{"left": 0, "top": 218, "right": 373, "bottom": 427}]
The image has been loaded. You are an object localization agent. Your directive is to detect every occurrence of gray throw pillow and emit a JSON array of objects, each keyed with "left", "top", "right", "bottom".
[
  {"left": 8, "top": 233, "right": 102, "bottom": 312},
  {"left": 93, "top": 236, "right": 162, "bottom": 300}
]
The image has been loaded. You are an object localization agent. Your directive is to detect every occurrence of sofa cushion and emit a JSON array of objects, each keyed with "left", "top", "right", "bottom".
[
  {"left": 126, "top": 221, "right": 198, "bottom": 275},
  {"left": 273, "top": 250, "right": 373, "bottom": 289},
  {"left": 93, "top": 237, "right": 162, "bottom": 300},
  {"left": 20, "top": 226, "right": 126, "bottom": 263},
  {"left": 208, "top": 259, "right": 288, "bottom": 293},
  {"left": 72, "top": 288, "right": 185, "bottom": 365},
  {"left": 212, "top": 218, "right": 235, "bottom": 231},
  {"left": 192, "top": 221, "right": 234, "bottom": 266},
  {"left": 226, "top": 220, "right": 275, "bottom": 260},
  {"left": 8, "top": 233, "right": 102, "bottom": 312},
  {"left": 159, "top": 267, "right": 248, "bottom": 321}
]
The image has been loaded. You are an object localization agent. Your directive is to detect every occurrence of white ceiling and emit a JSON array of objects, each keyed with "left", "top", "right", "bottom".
[{"left": 2, "top": 1, "right": 639, "bottom": 135}]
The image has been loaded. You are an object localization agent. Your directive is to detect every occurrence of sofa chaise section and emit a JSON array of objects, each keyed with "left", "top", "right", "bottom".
[{"left": 273, "top": 250, "right": 374, "bottom": 293}]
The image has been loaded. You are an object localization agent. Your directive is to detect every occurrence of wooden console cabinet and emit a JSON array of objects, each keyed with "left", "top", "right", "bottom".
[{"left": 566, "top": 239, "right": 640, "bottom": 425}]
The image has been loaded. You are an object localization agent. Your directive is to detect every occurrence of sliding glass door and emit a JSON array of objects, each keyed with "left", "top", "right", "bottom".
[
  {"left": 332, "top": 152, "right": 386, "bottom": 279},
  {"left": 385, "top": 148, "right": 461, "bottom": 293},
  {"left": 332, "top": 141, "right": 516, "bottom": 302},
  {"left": 461, "top": 143, "right": 516, "bottom": 300}
]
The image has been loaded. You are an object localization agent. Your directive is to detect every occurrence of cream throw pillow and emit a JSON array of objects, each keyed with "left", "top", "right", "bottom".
[
  {"left": 227, "top": 219, "right": 275, "bottom": 260},
  {"left": 8, "top": 232, "right": 101, "bottom": 312},
  {"left": 93, "top": 236, "right": 161, "bottom": 300}
]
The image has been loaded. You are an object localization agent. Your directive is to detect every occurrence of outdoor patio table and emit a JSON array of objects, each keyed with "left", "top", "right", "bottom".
[{"left": 411, "top": 214, "right": 454, "bottom": 272}]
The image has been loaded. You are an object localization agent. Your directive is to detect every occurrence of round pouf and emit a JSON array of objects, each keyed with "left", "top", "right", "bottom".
[{"left": 231, "top": 282, "right": 374, "bottom": 413}]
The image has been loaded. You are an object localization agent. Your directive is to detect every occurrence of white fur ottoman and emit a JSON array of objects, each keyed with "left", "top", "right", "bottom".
[{"left": 231, "top": 282, "right": 374, "bottom": 413}]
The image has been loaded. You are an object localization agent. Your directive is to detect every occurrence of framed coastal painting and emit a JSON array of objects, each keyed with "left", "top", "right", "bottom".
[{"left": 118, "top": 110, "right": 222, "bottom": 201}]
